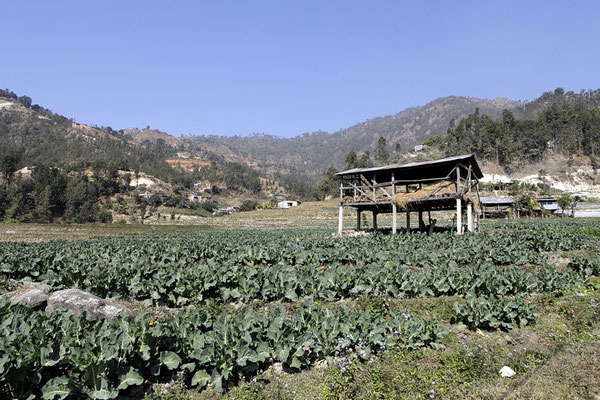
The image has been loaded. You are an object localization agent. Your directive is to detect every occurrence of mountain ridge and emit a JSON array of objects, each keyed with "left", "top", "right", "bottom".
[
  {"left": 180, "top": 95, "right": 521, "bottom": 177},
  {"left": 3, "top": 87, "right": 592, "bottom": 182}
]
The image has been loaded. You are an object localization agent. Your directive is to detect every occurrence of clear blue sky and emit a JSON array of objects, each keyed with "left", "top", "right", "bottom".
[{"left": 3, "top": 1, "right": 600, "bottom": 138}]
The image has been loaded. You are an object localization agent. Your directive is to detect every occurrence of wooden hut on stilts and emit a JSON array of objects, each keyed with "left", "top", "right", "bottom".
[{"left": 336, "top": 154, "right": 483, "bottom": 235}]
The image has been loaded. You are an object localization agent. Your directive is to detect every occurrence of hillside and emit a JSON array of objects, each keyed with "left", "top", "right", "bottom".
[
  {"left": 3, "top": 86, "right": 600, "bottom": 202},
  {"left": 123, "top": 128, "right": 184, "bottom": 148},
  {"left": 0, "top": 90, "right": 182, "bottom": 184},
  {"left": 184, "top": 96, "right": 520, "bottom": 176},
  {"left": 514, "top": 87, "right": 600, "bottom": 120},
  {"left": 1, "top": 88, "right": 527, "bottom": 194}
]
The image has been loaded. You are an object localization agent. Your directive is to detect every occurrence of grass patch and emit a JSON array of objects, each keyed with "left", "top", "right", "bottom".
[
  {"left": 178, "top": 290, "right": 600, "bottom": 400},
  {"left": 0, "top": 223, "right": 215, "bottom": 242},
  {"left": 169, "top": 208, "right": 214, "bottom": 217}
]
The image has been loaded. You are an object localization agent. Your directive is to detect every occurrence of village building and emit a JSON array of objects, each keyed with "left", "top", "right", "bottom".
[
  {"left": 277, "top": 200, "right": 300, "bottom": 209},
  {"left": 187, "top": 193, "right": 210, "bottom": 203},
  {"left": 216, "top": 206, "right": 237, "bottom": 215},
  {"left": 336, "top": 154, "right": 483, "bottom": 235},
  {"left": 480, "top": 196, "right": 559, "bottom": 218},
  {"left": 480, "top": 196, "right": 513, "bottom": 218},
  {"left": 538, "top": 197, "right": 558, "bottom": 213}
]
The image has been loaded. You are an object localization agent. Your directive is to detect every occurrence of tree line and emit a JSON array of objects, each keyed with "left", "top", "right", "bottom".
[
  {"left": 312, "top": 88, "right": 600, "bottom": 200},
  {"left": 438, "top": 88, "right": 600, "bottom": 171},
  {"left": 0, "top": 157, "right": 123, "bottom": 223}
]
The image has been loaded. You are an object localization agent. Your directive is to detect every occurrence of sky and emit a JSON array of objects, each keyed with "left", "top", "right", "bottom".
[{"left": 3, "top": 1, "right": 600, "bottom": 138}]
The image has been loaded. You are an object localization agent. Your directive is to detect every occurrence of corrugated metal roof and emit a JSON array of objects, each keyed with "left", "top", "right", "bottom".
[
  {"left": 336, "top": 154, "right": 483, "bottom": 179},
  {"left": 480, "top": 196, "right": 514, "bottom": 205}
]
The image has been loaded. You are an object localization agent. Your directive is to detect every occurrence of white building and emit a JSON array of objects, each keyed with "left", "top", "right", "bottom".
[{"left": 277, "top": 200, "right": 299, "bottom": 209}]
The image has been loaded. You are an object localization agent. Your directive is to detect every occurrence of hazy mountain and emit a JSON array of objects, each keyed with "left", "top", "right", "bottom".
[{"left": 184, "top": 96, "right": 521, "bottom": 176}]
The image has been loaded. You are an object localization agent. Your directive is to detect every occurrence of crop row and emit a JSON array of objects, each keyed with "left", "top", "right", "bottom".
[
  {"left": 0, "top": 296, "right": 448, "bottom": 399},
  {"left": 1, "top": 228, "right": 598, "bottom": 306}
]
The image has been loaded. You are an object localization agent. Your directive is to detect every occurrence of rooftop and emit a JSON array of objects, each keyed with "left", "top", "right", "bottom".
[{"left": 337, "top": 154, "right": 483, "bottom": 182}]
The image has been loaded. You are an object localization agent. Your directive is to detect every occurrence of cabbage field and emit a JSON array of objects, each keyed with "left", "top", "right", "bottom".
[{"left": 1, "top": 219, "right": 599, "bottom": 399}]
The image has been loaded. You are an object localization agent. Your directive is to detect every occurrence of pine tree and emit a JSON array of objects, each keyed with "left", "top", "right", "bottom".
[{"left": 375, "top": 137, "right": 389, "bottom": 165}]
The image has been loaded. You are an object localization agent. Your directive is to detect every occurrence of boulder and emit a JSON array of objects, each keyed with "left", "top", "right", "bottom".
[
  {"left": 46, "top": 289, "right": 133, "bottom": 322},
  {"left": 10, "top": 289, "right": 48, "bottom": 309}
]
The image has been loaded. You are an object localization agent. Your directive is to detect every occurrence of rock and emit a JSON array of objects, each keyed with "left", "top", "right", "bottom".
[
  {"left": 270, "top": 363, "right": 284, "bottom": 374},
  {"left": 10, "top": 289, "right": 48, "bottom": 309},
  {"left": 46, "top": 289, "right": 133, "bottom": 322},
  {"left": 499, "top": 366, "right": 516, "bottom": 378}
]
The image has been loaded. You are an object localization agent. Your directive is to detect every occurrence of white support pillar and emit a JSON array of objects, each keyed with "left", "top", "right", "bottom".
[
  {"left": 391, "top": 171, "right": 397, "bottom": 234},
  {"left": 338, "top": 182, "right": 344, "bottom": 235},
  {"left": 467, "top": 203, "right": 473, "bottom": 232},
  {"left": 357, "top": 209, "right": 361, "bottom": 230},
  {"left": 456, "top": 198, "right": 462, "bottom": 235},
  {"left": 372, "top": 211, "right": 378, "bottom": 230},
  {"left": 406, "top": 211, "right": 411, "bottom": 233},
  {"left": 456, "top": 166, "right": 462, "bottom": 235}
]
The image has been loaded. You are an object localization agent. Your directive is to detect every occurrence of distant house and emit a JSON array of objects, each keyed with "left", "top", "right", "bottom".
[
  {"left": 138, "top": 193, "right": 152, "bottom": 200},
  {"left": 480, "top": 196, "right": 558, "bottom": 218},
  {"left": 414, "top": 144, "right": 424, "bottom": 152},
  {"left": 277, "top": 200, "right": 299, "bottom": 209},
  {"left": 216, "top": 206, "right": 237, "bottom": 215},
  {"left": 538, "top": 197, "right": 558, "bottom": 213},
  {"left": 480, "top": 196, "right": 513, "bottom": 218},
  {"left": 187, "top": 193, "right": 201, "bottom": 203}
]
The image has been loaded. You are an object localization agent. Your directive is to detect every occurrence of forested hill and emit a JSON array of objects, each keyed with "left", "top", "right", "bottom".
[
  {"left": 438, "top": 88, "right": 600, "bottom": 172},
  {"left": 3, "top": 86, "right": 600, "bottom": 185},
  {"left": 184, "top": 96, "right": 520, "bottom": 176},
  {"left": 513, "top": 87, "right": 600, "bottom": 120},
  {"left": 185, "top": 89, "right": 600, "bottom": 177},
  {"left": 0, "top": 89, "right": 182, "bottom": 183}
]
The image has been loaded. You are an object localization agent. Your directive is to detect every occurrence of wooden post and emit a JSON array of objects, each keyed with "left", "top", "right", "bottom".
[
  {"left": 406, "top": 212, "right": 411, "bottom": 233},
  {"left": 372, "top": 178, "right": 376, "bottom": 201},
  {"left": 357, "top": 209, "right": 361, "bottom": 230},
  {"left": 391, "top": 172, "right": 397, "bottom": 234},
  {"left": 373, "top": 211, "right": 378, "bottom": 230},
  {"left": 467, "top": 203, "right": 473, "bottom": 232},
  {"left": 467, "top": 165, "right": 472, "bottom": 196},
  {"left": 456, "top": 198, "right": 462, "bottom": 235},
  {"left": 418, "top": 211, "right": 425, "bottom": 230}
]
